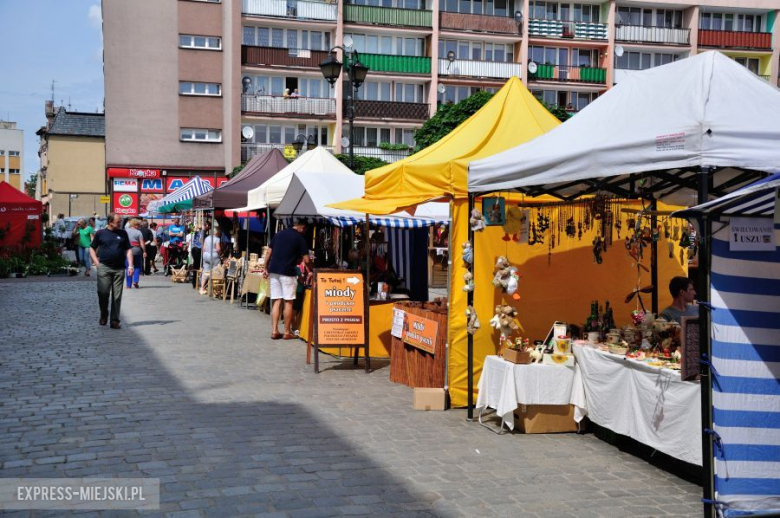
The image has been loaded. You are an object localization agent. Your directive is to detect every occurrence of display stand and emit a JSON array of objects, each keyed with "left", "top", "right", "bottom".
[
  {"left": 389, "top": 300, "right": 447, "bottom": 388},
  {"left": 308, "top": 269, "right": 370, "bottom": 373}
]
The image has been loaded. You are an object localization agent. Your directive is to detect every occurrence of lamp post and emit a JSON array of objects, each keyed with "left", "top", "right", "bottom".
[
  {"left": 319, "top": 45, "right": 369, "bottom": 170},
  {"left": 291, "top": 134, "right": 307, "bottom": 156}
]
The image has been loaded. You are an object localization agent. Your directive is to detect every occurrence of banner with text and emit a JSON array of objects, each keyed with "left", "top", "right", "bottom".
[
  {"left": 402, "top": 312, "right": 439, "bottom": 355},
  {"left": 315, "top": 271, "right": 365, "bottom": 346}
]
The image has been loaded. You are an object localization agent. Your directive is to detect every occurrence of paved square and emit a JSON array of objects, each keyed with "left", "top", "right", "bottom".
[{"left": 0, "top": 275, "right": 702, "bottom": 516}]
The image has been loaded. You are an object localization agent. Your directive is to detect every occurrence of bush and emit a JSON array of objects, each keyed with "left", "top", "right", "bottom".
[{"left": 334, "top": 154, "right": 389, "bottom": 176}]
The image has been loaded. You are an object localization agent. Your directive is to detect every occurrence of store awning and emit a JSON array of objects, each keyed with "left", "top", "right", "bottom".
[
  {"left": 673, "top": 173, "right": 780, "bottom": 218},
  {"left": 329, "top": 77, "right": 561, "bottom": 214},
  {"left": 148, "top": 176, "right": 213, "bottom": 213}
]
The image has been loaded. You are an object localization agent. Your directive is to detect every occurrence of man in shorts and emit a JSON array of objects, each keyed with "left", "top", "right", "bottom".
[{"left": 263, "top": 219, "right": 309, "bottom": 340}]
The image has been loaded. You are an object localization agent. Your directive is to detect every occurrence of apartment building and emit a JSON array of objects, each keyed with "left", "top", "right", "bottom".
[
  {"left": 104, "top": 0, "right": 780, "bottom": 174},
  {"left": 0, "top": 121, "right": 23, "bottom": 191}
]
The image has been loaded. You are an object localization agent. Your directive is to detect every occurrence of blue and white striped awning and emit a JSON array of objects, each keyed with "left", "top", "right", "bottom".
[
  {"left": 674, "top": 173, "right": 779, "bottom": 218},
  {"left": 280, "top": 216, "right": 447, "bottom": 228},
  {"left": 147, "top": 176, "right": 213, "bottom": 213}
]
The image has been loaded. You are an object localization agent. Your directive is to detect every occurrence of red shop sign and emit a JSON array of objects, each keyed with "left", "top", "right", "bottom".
[
  {"left": 107, "top": 168, "right": 161, "bottom": 179},
  {"left": 112, "top": 192, "right": 138, "bottom": 216}
]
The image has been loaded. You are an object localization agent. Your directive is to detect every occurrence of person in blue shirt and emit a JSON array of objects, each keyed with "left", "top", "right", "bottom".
[
  {"left": 168, "top": 218, "right": 184, "bottom": 245},
  {"left": 263, "top": 219, "right": 309, "bottom": 340}
]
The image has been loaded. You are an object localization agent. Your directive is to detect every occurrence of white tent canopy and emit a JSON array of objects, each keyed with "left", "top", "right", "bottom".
[
  {"left": 233, "top": 147, "right": 353, "bottom": 211},
  {"left": 469, "top": 52, "right": 780, "bottom": 202},
  {"left": 275, "top": 169, "right": 449, "bottom": 227}
]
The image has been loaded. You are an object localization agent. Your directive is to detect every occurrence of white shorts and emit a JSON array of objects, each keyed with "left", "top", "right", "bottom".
[{"left": 269, "top": 273, "right": 297, "bottom": 301}]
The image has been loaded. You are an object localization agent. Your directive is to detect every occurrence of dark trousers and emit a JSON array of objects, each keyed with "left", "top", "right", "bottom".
[
  {"left": 145, "top": 245, "right": 157, "bottom": 274},
  {"left": 190, "top": 247, "right": 202, "bottom": 287},
  {"left": 97, "top": 263, "right": 125, "bottom": 323}
]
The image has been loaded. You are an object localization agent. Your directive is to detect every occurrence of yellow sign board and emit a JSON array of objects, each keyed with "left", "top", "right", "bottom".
[
  {"left": 283, "top": 145, "right": 297, "bottom": 160},
  {"left": 100, "top": 195, "right": 110, "bottom": 203}
]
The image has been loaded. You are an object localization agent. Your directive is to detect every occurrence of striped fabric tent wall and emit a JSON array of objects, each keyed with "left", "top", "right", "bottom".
[
  {"left": 710, "top": 225, "right": 780, "bottom": 516},
  {"left": 386, "top": 227, "right": 430, "bottom": 302}
]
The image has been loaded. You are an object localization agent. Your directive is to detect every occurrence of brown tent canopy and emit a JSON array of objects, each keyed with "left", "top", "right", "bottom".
[{"left": 193, "top": 148, "right": 288, "bottom": 210}]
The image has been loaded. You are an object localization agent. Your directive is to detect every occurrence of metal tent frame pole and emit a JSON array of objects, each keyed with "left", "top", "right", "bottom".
[{"left": 467, "top": 194, "right": 475, "bottom": 420}]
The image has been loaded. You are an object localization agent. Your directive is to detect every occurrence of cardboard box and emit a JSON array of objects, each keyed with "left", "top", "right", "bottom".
[
  {"left": 554, "top": 337, "right": 572, "bottom": 355},
  {"left": 503, "top": 348, "right": 531, "bottom": 364},
  {"left": 413, "top": 388, "right": 446, "bottom": 411},
  {"left": 514, "top": 404, "right": 579, "bottom": 434},
  {"left": 542, "top": 353, "right": 575, "bottom": 367}
]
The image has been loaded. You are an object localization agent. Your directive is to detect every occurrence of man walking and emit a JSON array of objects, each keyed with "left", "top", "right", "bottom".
[
  {"left": 89, "top": 212, "right": 133, "bottom": 329},
  {"left": 140, "top": 220, "right": 155, "bottom": 275},
  {"left": 263, "top": 219, "right": 309, "bottom": 340}
]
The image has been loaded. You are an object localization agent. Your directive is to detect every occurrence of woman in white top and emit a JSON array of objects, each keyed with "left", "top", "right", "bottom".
[{"left": 200, "top": 228, "right": 221, "bottom": 294}]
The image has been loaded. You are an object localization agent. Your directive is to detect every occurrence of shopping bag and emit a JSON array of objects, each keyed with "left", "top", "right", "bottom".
[{"left": 256, "top": 277, "right": 269, "bottom": 308}]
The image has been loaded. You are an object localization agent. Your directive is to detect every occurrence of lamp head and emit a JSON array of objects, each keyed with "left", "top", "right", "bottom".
[
  {"left": 319, "top": 53, "right": 342, "bottom": 86},
  {"left": 350, "top": 59, "right": 369, "bottom": 87}
]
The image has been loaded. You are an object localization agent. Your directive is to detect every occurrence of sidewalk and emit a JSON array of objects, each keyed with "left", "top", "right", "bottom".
[{"left": 0, "top": 274, "right": 702, "bottom": 516}]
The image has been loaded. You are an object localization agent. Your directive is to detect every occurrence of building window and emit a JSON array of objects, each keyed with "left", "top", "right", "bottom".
[
  {"left": 179, "top": 82, "right": 222, "bottom": 96},
  {"left": 345, "top": 32, "right": 424, "bottom": 57},
  {"left": 9, "top": 150, "right": 20, "bottom": 156},
  {"left": 179, "top": 34, "right": 222, "bottom": 50},
  {"left": 180, "top": 128, "right": 222, "bottom": 142},
  {"left": 0, "top": 150, "right": 5, "bottom": 156},
  {"left": 9, "top": 169, "right": 20, "bottom": 174}
]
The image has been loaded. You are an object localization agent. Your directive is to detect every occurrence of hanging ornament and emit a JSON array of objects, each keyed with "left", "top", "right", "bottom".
[
  {"left": 668, "top": 241, "right": 674, "bottom": 259},
  {"left": 592, "top": 235, "right": 604, "bottom": 264},
  {"left": 663, "top": 219, "right": 670, "bottom": 239}
]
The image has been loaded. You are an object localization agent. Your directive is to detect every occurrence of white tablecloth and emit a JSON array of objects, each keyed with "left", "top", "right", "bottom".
[
  {"left": 571, "top": 344, "right": 702, "bottom": 466},
  {"left": 476, "top": 355, "right": 577, "bottom": 430}
]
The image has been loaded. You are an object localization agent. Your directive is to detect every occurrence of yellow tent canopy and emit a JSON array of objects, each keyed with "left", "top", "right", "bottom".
[{"left": 328, "top": 77, "right": 560, "bottom": 215}]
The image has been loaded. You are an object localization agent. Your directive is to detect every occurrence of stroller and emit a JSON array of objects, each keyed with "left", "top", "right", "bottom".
[{"left": 165, "top": 241, "right": 187, "bottom": 276}]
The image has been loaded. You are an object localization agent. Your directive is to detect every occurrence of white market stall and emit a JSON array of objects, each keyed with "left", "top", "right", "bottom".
[{"left": 467, "top": 52, "right": 780, "bottom": 516}]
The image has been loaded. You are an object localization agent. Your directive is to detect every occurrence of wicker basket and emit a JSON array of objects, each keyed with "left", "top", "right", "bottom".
[{"left": 608, "top": 344, "right": 629, "bottom": 355}]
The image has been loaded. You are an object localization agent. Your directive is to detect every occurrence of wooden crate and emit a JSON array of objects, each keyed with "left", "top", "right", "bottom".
[{"left": 389, "top": 301, "right": 448, "bottom": 388}]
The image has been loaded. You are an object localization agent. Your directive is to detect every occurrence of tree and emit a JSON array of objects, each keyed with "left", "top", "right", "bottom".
[
  {"left": 228, "top": 164, "right": 245, "bottom": 179},
  {"left": 413, "top": 91, "right": 493, "bottom": 152},
  {"left": 334, "top": 154, "right": 388, "bottom": 176},
  {"left": 24, "top": 176, "right": 36, "bottom": 198}
]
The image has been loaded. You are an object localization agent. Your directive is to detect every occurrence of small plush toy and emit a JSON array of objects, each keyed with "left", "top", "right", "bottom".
[
  {"left": 502, "top": 205, "right": 525, "bottom": 242},
  {"left": 470, "top": 208, "right": 485, "bottom": 232},
  {"left": 462, "top": 270, "right": 474, "bottom": 292},
  {"left": 529, "top": 347, "right": 543, "bottom": 363},
  {"left": 465, "top": 306, "right": 480, "bottom": 335},
  {"left": 492, "top": 256, "right": 512, "bottom": 291},
  {"left": 462, "top": 241, "right": 474, "bottom": 266},
  {"left": 490, "top": 304, "right": 521, "bottom": 338},
  {"left": 506, "top": 269, "right": 520, "bottom": 299}
]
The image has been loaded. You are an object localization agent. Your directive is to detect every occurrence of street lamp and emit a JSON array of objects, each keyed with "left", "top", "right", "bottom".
[
  {"left": 319, "top": 43, "right": 369, "bottom": 170},
  {"left": 291, "top": 133, "right": 307, "bottom": 155}
]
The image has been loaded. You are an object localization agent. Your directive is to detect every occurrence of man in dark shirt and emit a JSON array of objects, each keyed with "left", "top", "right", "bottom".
[
  {"left": 90, "top": 213, "right": 133, "bottom": 329},
  {"left": 140, "top": 220, "right": 155, "bottom": 275},
  {"left": 263, "top": 219, "right": 309, "bottom": 340}
]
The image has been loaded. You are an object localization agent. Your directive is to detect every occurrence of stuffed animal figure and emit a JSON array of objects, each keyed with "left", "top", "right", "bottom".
[
  {"left": 462, "top": 270, "right": 474, "bottom": 292},
  {"left": 465, "top": 306, "right": 480, "bottom": 335},
  {"left": 529, "top": 347, "right": 543, "bottom": 363},
  {"left": 490, "top": 304, "right": 521, "bottom": 338},
  {"left": 506, "top": 269, "right": 520, "bottom": 299},
  {"left": 492, "top": 256, "right": 515, "bottom": 292},
  {"left": 462, "top": 241, "right": 474, "bottom": 266},
  {"left": 502, "top": 205, "right": 525, "bottom": 242},
  {"left": 470, "top": 208, "right": 485, "bottom": 232}
]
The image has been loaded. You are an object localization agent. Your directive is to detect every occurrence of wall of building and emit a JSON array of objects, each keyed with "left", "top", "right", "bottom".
[
  {"left": 0, "top": 125, "right": 24, "bottom": 190},
  {"left": 104, "top": 0, "right": 232, "bottom": 170},
  {"left": 47, "top": 136, "right": 107, "bottom": 218}
]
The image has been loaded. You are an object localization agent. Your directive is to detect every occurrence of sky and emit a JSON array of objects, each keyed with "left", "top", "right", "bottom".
[{"left": 0, "top": 0, "right": 104, "bottom": 183}]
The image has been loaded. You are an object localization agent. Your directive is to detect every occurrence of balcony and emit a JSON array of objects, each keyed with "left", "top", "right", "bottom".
[
  {"left": 439, "top": 12, "right": 519, "bottom": 35},
  {"left": 242, "top": 95, "right": 336, "bottom": 118},
  {"left": 242, "top": 0, "right": 337, "bottom": 21},
  {"left": 241, "top": 143, "right": 335, "bottom": 163},
  {"left": 351, "top": 100, "right": 429, "bottom": 120},
  {"left": 528, "top": 64, "right": 606, "bottom": 84},
  {"left": 698, "top": 30, "right": 772, "bottom": 50},
  {"left": 615, "top": 25, "right": 690, "bottom": 45},
  {"left": 438, "top": 58, "right": 521, "bottom": 79},
  {"left": 357, "top": 53, "right": 431, "bottom": 74},
  {"left": 528, "top": 19, "right": 608, "bottom": 41},
  {"left": 242, "top": 45, "right": 330, "bottom": 69},
  {"left": 344, "top": 4, "right": 432, "bottom": 28},
  {"left": 354, "top": 146, "right": 412, "bottom": 163}
]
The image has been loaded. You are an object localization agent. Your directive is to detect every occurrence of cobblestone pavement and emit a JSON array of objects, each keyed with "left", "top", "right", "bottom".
[{"left": 0, "top": 274, "right": 703, "bottom": 517}]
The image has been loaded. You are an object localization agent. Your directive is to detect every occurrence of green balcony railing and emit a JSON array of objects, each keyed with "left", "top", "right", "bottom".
[
  {"left": 529, "top": 64, "right": 606, "bottom": 84},
  {"left": 354, "top": 53, "right": 431, "bottom": 74},
  {"left": 344, "top": 4, "right": 432, "bottom": 28}
]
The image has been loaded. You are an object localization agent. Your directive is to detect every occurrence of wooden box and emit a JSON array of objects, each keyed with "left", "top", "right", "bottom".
[
  {"left": 503, "top": 348, "right": 531, "bottom": 364},
  {"left": 514, "top": 404, "right": 578, "bottom": 434}
]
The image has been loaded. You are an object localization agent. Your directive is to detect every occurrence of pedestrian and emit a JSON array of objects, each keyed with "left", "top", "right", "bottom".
[
  {"left": 140, "top": 220, "right": 155, "bottom": 275},
  {"left": 660, "top": 276, "right": 698, "bottom": 324},
  {"left": 200, "top": 228, "right": 221, "bottom": 295},
  {"left": 73, "top": 218, "right": 95, "bottom": 276},
  {"left": 190, "top": 222, "right": 208, "bottom": 288},
  {"left": 125, "top": 219, "right": 146, "bottom": 289},
  {"left": 89, "top": 212, "right": 133, "bottom": 329},
  {"left": 148, "top": 222, "right": 160, "bottom": 273},
  {"left": 263, "top": 219, "right": 309, "bottom": 340},
  {"left": 52, "top": 213, "right": 67, "bottom": 246}
]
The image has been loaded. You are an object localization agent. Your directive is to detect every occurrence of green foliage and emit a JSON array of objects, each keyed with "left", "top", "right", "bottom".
[
  {"left": 229, "top": 164, "right": 245, "bottom": 179},
  {"left": 24, "top": 177, "right": 37, "bottom": 198},
  {"left": 542, "top": 102, "right": 572, "bottom": 123},
  {"left": 0, "top": 231, "right": 71, "bottom": 277},
  {"left": 378, "top": 142, "right": 411, "bottom": 151},
  {"left": 334, "top": 154, "right": 388, "bottom": 176},
  {"left": 413, "top": 91, "right": 494, "bottom": 152}
]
